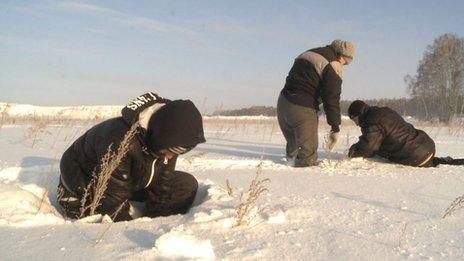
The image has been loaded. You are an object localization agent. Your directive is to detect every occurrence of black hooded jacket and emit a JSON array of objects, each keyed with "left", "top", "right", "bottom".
[
  {"left": 281, "top": 46, "right": 343, "bottom": 132},
  {"left": 348, "top": 106, "right": 435, "bottom": 166},
  {"left": 59, "top": 92, "right": 206, "bottom": 221}
]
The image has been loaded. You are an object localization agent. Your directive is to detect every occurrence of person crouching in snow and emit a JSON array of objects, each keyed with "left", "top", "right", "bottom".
[
  {"left": 57, "top": 92, "right": 206, "bottom": 221},
  {"left": 347, "top": 100, "right": 464, "bottom": 167}
]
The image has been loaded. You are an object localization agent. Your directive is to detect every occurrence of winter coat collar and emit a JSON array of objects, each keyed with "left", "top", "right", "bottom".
[{"left": 121, "top": 92, "right": 170, "bottom": 126}]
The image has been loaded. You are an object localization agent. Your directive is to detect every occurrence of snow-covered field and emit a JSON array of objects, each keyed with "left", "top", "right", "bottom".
[{"left": 1, "top": 105, "right": 464, "bottom": 260}]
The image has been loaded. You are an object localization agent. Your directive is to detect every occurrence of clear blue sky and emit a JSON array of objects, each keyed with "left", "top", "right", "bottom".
[{"left": 1, "top": 1, "right": 464, "bottom": 111}]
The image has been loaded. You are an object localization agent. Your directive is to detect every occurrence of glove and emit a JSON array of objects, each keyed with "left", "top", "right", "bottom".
[{"left": 326, "top": 131, "right": 340, "bottom": 151}]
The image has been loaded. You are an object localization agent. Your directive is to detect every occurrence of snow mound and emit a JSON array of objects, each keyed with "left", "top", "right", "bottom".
[
  {"left": 0, "top": 183, "right": 64, "bottom": 227},
  {"left": 0, "top": 166, "right": 63, "bottom": 227},
  {"left": 153, "top": 227, "right": 215, "bottom": 260},
  {"left": 266, "top": 209, "right": 286, "bottom": 224}
]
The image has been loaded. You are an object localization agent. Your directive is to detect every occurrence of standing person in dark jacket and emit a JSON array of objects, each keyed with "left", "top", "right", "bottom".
[
  {"left": 278, "top": 39, "right": 355, "bottom": 167},
  {"left": 347, "top": 100, "right": 464, "bottom": 167},
  {"left": 58, "top": 92, "right": 206, "bottom": 221}
]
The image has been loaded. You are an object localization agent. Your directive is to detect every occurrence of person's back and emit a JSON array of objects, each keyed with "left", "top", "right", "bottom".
[
  {"left": 60, "top": 116, "right": 155, "bottom": 206},
  {"left": 282, "top": 45, "right": 343, "bottom": 118},
  {"left": 348, "top": 100, "right": 464, "bottom": 167},
  {"left": 357, "top": 106, "right": 435, "bottom": 166}
]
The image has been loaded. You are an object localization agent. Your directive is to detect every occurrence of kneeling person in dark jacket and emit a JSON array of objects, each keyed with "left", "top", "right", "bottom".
[
  {"left": 58, "top": 92, "right": 206, "bottom": 221},
  {"left": 347, "top": 100, "right": 464, "bottom": 167}
]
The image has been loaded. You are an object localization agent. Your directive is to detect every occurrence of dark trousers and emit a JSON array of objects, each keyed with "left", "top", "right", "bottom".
[
  {"left": 57, "top": 171, "right": 198, "bottom": 220},
  {"left": 277, "top": 94, "right": 318, "bottom": 166},
  {"left": 144, "top": 170, "right": 198, "bottom": 217},
  {"left": 432, "top": 157, "right": 464, "bottom": 166},
  {"left": 56, "top": 181, "right": 82, "bottom": 219}
]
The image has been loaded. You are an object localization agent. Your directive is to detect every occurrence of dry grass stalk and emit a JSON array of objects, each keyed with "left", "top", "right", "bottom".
[
  {"left": 93, "top": 200, "right": 128, "bottom": 246},
  {"left": 110, "top": 200, "right": 128, "bottom": 220},
  {"left": 49, "top": 125, "right": 64, "bottom": 151},
  {"left": 79, "top": 123, "right": 138, "bottom": 218},
  {"left": 0, "top": 103, "right": 11, "bottom": 130},
  {"left": 398, "top": 222, "right": 409, "bottom": 251},
  {"left": 268, "top": 122, "right": 276, "bottom": 142},
  {"left": 25, "top": 119, "right": 50, "bottom": 148},
  {"left": 36, "top": 155, "right": 62, "bottom": 216},
  {"left": 36, "top": 128, "right": 70, "bottom": 216},
  {"left": 443, "top": 194, "right": 464, "bottom": 218},
  {"left": 36, "top": 189, "right": 49, "bottom": 215},
  {"left": 233, "top": 160, "right": 269, "bottom": 227},
  {"left": 94, "top": 223, "right": 112, "bottom": 245},
  {"left": 225, "top": 179, "right": 234, "bottom": 197}
]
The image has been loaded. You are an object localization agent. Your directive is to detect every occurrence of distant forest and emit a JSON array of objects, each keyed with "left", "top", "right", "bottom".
[{"left": 212, "top": 98, "right": 425, "bottom": 118}]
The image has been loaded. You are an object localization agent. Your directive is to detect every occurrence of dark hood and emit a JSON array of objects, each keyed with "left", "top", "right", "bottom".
[
  {"left": 146, "top": 99, "right": 206, "bottom": 151},
  {"left": 121, "top": 92, "right": 169, "bottom": 125},
  {"left": 348, "top": 100, "right": 370, "bottom": 119}
]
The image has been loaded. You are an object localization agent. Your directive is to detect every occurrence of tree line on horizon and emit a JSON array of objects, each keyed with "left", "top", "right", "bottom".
[
  {"left": 214, "top": 34, "right": 464, "bottom": 123},
  {"left": 211, "top": 98, "right": 423, "bottom": 118}
]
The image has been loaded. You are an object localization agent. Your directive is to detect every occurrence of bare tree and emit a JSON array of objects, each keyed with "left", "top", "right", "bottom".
[{"left": 406, "top": 34, "right": 464, "bottom": 122}]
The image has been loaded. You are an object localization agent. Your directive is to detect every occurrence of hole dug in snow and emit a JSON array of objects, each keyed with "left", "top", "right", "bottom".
[{"left": 0, "top": 166, "right": 64, "bottom": 227}]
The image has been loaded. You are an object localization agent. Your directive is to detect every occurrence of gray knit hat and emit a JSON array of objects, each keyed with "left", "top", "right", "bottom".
[{"left": 330, "top": 39, "right": 356, "bottom": 59}]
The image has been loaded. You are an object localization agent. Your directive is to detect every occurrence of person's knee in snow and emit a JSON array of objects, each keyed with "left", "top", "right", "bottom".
[{"left": 145, "top": 171, "right": 198, "bottom": 217}]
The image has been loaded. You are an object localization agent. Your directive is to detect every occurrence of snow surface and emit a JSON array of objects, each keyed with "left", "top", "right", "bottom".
[
  {"left": 0, "top": 102, "right": 122, "bottom": 120},
  {"left": 1, "top": 105, "right": 464, "bottom": 260},
  {"left": 0, "top": 102, "right": 279, "bottom": 121}
]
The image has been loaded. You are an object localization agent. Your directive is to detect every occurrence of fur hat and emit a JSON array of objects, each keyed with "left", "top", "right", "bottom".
[
  {"left": 348, "top": 100, "right": 369, "bottom": 119},
  {"left": 330, "top": 39, "right": 356, "bottom": 59}
]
